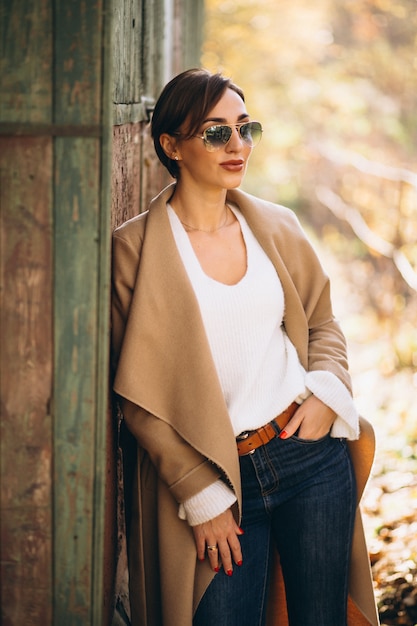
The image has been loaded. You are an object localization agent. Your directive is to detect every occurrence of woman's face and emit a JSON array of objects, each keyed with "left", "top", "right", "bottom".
[{"left": 173, "top": 88, "right": 255, "bottom": 191}]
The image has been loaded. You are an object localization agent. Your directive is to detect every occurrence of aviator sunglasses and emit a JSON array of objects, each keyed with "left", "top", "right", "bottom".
[{"left": 174, "top": 121, "right": 263, "bottom": 152}]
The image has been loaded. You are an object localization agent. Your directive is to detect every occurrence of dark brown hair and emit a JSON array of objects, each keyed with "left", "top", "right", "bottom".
[{"left": 151, "top": 68, "right": 245, "bottom": 179}]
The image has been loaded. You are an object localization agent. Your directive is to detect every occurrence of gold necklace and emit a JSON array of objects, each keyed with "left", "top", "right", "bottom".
[{"left": 180, "top": 205, "right": 229, "bottom": 233}]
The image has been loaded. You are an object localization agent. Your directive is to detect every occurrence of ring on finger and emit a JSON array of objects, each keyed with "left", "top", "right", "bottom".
[{"left": 207, "top": 545, "right": 218, "bottom": 552}]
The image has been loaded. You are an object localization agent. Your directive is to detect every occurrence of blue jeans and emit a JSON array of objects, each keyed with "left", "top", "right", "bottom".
[{"left": 193, "top": 428, "right": 357, "bottom": 626}]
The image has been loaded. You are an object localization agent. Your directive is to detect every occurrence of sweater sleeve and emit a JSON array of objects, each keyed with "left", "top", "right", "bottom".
[
  {"left": 305, "top": 370, "right": 359, "bottom": 439},
  {"left": 178, "top": 480, "right": 237, "bottom": 526}
]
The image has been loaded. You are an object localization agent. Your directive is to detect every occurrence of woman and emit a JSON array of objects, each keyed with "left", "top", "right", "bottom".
[{"left": 112, "top": 68, "right": 379, "bottom": 626}]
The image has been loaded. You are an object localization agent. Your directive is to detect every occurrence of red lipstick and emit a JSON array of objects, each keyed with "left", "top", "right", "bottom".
[{"left": 220, "top": 159, "right": 245, "bottom": 171}]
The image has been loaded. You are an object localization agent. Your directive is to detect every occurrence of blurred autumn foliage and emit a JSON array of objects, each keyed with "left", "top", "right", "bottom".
[{"left": 202, "top": 0, "right": 417, "bottom": 374}]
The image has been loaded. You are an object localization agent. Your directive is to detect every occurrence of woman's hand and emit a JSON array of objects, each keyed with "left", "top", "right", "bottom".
[
  {"left": 280, "top": 395, "right": 336, "bottom": 440},
  {"left": 193, "top": 508, "right": 244, "bottom": 575}
]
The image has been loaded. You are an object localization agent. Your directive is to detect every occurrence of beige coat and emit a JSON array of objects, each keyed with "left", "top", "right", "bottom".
[{"left": 112, "top": 183, "right": 379, "bottom": 626}]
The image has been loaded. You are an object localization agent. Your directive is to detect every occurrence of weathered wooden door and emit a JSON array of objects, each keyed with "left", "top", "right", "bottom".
[
  {"left": 0, "top": 1, "right": 203, "bottom": 625},
  {"left": 0, "top": 1, "right": 113, "bottom": 624}
]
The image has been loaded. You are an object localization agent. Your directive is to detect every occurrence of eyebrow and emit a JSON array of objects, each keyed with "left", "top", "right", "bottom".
[{"left": 202, "top": 113, "right": 250, "bottom": 124}]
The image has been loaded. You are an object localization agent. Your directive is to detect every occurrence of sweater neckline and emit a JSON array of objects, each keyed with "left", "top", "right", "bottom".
[{"left": 167, "top": 202, "right": 250, "bottom": 287}]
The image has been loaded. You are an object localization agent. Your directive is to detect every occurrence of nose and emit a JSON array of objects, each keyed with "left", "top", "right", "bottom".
[{"left": 226, "top": 126, "right": 244, "bottom": 151}]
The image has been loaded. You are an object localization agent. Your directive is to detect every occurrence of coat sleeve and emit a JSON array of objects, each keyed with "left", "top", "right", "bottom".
[
  {"left": 278, "top": 210, "right": 352, "bottom": 392},
  {"left": 111, "top": 228, "right": 221, "bottom": 504}
]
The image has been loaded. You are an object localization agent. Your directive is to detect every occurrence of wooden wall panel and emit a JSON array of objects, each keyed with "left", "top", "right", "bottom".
[
  {"left": 111, "top": 123, "right": 142, "bottom": 229},
  {"left": 0, "top": 136, "right": 53, "bottom": 626},
  {"left": 51, "top": 0, "right": 111, "bottom": 623},
  {"left": 54, "top": 0, "right": 103, "bottom": 125},
  {"left": 53, "top": 137, "right": 101, "bottom": 625},
  {"left": 113, "top": 0, "right": 142, "bottom": 106},
  {"left": 111, "top": 120, "right": 170, "bottom": 230},
  {"left": 0, "top": 0, "right": 52, "bottom": 123}
]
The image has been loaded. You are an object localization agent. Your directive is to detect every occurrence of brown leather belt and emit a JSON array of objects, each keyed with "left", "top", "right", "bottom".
[{"left": 236, "top": 402, "right": 299, "bottom": 456}]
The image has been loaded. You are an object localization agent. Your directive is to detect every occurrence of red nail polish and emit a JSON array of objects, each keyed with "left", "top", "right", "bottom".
[
  {"left": 198, "top": 557, "right": 205, "bottom": 562},
  {"left": 279, "top": 430, "right": 288, "bottom": 439},
  {"left": 214, "top": 566, "right": 220, "bottom": 573},
  {"left": 239, "top": 527, "right": 245, "bottom": 535},
  {"left": 227, "top": 569, "right": 233, "bottom": 576},
  {"left": 237, "top": 560, "right": 243, "bottom": 566}
]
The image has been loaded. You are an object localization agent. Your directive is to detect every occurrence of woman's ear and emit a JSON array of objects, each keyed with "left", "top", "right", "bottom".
[{"left": 159, "top": 133, "right": 180, "bottom": 161}]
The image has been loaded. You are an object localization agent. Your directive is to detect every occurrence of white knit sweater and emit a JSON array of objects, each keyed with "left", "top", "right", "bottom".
[{"left": 167, "top": 204, "right": 358, "bottom": 525}]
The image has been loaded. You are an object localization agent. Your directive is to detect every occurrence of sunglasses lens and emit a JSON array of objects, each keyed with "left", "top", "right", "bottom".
[
  {"left": 203, "top": 125, "right": 233, "bottom": 151},
  {"left": 202, "top": 122, "right": 263, "bottom": 151},
  {"left": 240, "top": 122, "right": 262, "bottom": 146}
]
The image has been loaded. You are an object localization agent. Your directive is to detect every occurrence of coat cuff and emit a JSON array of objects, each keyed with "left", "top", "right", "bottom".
[{"left": 169, "top": 459, "right": 221, "bottom": 503}]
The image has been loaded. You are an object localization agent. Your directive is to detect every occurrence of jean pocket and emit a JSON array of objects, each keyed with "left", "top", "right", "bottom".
[{"left": 289, "top": 430, "right": 331, "bottom": 445}]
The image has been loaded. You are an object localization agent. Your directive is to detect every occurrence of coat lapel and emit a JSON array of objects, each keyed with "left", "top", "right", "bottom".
[
  {"left": 227, "top": 188, "right": 310, "bottom": 368},
  {"left": 114, "top": 185, "right": 241, "bottom": 499}
]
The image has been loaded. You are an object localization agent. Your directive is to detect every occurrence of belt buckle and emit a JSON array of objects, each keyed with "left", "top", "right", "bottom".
[{"left": 236, "top": 431, "right": 250, "bottom": 441}]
